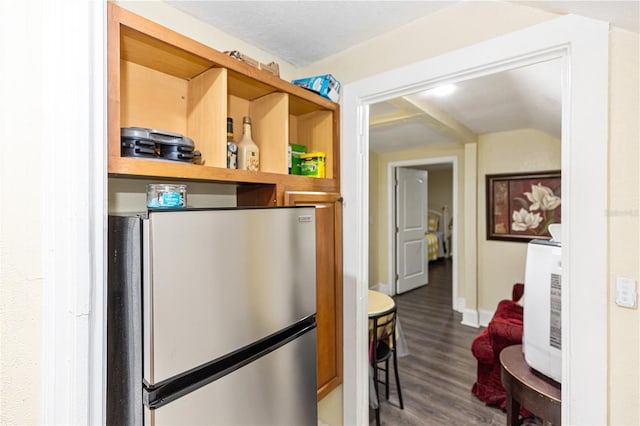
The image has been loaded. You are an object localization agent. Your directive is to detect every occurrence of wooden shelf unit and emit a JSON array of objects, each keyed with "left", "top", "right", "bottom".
[{"left": 108, "top": 4, "right": 340, "bottom": 195}]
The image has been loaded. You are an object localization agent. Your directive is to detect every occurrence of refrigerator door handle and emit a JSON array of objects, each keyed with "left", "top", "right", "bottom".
[{"left": 143, "top": 314, "right": 316, "bottom": 409}]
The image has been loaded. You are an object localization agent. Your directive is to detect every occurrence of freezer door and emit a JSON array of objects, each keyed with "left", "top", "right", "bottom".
[
  {"left": 143, "top": 208, "right": 316, "bottom": 384},
  {"left": 145, "top": 329, "right": 318, "bottom": 426}
]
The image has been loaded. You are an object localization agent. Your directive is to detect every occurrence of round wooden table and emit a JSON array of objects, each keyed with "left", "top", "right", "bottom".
[
  {"left": 500, "top": 344, "right": 561, "bottom": 426},
  {"left": 368, "top": 290, "right": 395, "bottom": 316}
]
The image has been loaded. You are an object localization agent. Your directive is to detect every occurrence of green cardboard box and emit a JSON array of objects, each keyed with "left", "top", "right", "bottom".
[{"left": 288, "top": 143, "right": 307, "bottom": 175}]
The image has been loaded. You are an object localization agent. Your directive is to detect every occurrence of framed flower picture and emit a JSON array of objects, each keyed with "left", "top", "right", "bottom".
[{"left": 486, "top": 170, "right": 561, "bottom": 242}]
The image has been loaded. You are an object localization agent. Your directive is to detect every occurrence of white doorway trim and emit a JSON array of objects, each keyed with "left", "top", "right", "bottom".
[
  {"left": 41, "top": 1, "right": 106, "bottom": 424},
  {"left": 341, "top": 15, "right": 608, "bottom": 426},
  {"left": 386, "top": 157, "right": 458, "bottom": 310}
]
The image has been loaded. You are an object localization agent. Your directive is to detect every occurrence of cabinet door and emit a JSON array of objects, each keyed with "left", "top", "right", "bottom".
[{"left": 285, "top": 192, "right": 343, "bottom": 400}]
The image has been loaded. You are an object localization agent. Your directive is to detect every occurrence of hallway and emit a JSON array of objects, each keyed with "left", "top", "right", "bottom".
[{"left": 370, "top": 259, "right": 506, "bottom": 425}]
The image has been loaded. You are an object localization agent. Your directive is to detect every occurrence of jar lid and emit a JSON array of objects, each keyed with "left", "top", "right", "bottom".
[{"left": 147, "top": 183, "right": 187, "bottom": 190}]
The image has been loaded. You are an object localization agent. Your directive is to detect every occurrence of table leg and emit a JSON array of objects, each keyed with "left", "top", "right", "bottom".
[
  {"left": 506, "top": 394, "right": 520, "bottom": 426},
  {"left": 372, "top": 362, "right": 381, "bottom": 426}
]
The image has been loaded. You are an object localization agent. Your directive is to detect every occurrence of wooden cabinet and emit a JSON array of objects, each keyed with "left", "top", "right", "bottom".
[
  {"left": 285, "top": 192, "right": 343, "bottom": 400},
  {"left": 107, "top": 3, "right": 339, "bottom": 197},
  {"left": 107, "top": 4, "right": 342, "bottom": 398}
]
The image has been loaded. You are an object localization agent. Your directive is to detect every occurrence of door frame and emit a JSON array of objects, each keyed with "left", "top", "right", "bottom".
[
  {"left": 41, "top": 1, "right": 106, "bottom": 424},
  {"left": 387, "top": 157, "right": 458, "bottom": 305},
  {"left": 341, "top": 15, "right": 608, "bottom": 426}
]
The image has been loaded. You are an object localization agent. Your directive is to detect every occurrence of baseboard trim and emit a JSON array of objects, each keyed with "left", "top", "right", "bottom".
[
  {"left": 461, "top": 309, "right": 480, "bottom": 328},
  {"left": 479, "top": 309, "right": 494, "bottom": 327},
  {"left": 372, "top": 282, "right": 392, "bottom": 295}
]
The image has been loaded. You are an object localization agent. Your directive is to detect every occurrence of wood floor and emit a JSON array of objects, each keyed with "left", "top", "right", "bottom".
[{"left": 369, "top": 258, "right": 506, "bottom": 426}]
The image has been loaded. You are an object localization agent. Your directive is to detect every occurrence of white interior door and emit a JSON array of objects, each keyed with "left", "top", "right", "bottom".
[{"left": 396, "top": 167, "right": 428, "bottom": 294}]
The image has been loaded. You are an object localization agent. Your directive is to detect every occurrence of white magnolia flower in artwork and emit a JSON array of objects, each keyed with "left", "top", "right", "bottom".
[
  {"left": 524, "top": 183, "right": 561, "bottom": 211},
  {"left": 512, "top": 208, "right": 543, "bottom": 231}
]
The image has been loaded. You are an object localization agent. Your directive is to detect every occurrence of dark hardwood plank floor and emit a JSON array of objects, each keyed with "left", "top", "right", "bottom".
[{"left": 369, "top": 258, "right": 506, "bottom": 426}]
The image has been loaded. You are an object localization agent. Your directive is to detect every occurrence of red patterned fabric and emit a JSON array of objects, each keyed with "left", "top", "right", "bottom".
[{"left": 471, "top": 284, "right": 531, "bottom": 418}]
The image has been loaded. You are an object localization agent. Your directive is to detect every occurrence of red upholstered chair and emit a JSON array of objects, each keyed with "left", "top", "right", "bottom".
[{"left": 471, "top": 283, "right": 531, "bottom": 417}]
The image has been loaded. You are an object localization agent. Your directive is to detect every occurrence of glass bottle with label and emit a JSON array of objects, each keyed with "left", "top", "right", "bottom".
[
  {"left": 226, "top": 117, "right": 237, "bottom": 169},
  {"left": 237, "top": 116, "right": 260, "bottom": 171}
]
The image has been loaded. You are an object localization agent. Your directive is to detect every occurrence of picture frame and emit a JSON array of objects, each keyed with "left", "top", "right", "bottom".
[{"left": 486, "top": 170, "right": 561, "bottom": 242}]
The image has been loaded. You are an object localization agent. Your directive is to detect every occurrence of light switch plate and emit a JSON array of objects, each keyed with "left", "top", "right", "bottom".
[{"left": 615, "top": 276, "right": 637, "bottom": 308}]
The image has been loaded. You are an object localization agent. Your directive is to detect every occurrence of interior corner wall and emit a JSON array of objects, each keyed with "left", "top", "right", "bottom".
[{"left": 477, "top": 128, "right": 561, "bottom": 312}]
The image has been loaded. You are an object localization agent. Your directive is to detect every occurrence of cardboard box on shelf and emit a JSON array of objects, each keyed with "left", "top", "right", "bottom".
[
  {"left": 288, "top": 143, "right": 307, "bottom": 175},
  {"left": 292, "top": 74, "right": 341, "bottom": 102}
]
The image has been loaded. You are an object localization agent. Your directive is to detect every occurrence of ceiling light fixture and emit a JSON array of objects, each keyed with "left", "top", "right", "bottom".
[{"left": 425, "top": 84, "right": 456, "bottom": 97}]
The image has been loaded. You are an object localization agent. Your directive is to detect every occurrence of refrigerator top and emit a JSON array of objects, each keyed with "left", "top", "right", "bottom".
[{"left": 109, "top": 205, "right": 316, "bottom": 220}]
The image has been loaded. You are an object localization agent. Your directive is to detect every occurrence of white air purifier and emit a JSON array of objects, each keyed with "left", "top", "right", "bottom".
[{"left": 522, "top": 228, "right": 562, "bottom": 383}]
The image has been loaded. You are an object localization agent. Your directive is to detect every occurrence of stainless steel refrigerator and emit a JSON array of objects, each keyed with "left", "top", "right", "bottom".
[{"left": 107, "top": 207, "right": 318, "bottom": 425}]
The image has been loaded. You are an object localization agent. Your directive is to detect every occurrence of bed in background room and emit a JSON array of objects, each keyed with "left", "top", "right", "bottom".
[{"left": 426, "top": 206, "right": 450, "bottom": 262}]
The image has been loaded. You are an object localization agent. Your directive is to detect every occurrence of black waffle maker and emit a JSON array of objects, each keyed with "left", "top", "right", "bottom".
[{"left": 121, "top": 127, "right": 201, "bottom": 163}]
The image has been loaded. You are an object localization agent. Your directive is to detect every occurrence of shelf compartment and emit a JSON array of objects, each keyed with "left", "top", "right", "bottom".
[
  {"left": 228, "top": 92, "right": 289, "bottom": 175},
  {"left": 120, "top": 60, "right": 227, "bottom": 169},
  {"left": 120, "top": 60, "right": 189, "bottom": 134},
  {"left": 290, "top": 110, "right": 335, "bottom": 179}
]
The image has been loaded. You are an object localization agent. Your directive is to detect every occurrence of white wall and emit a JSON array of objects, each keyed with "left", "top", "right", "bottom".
[
  {"left": 1, "top": 2, "right": 46, "bottom": 424},
  {"left": 607, "top": 27, "right": 640, "bottom": 424}
]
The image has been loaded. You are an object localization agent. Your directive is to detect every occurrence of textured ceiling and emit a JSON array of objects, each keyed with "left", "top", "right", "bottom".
[
  {"left": 166, "top": 1, "right": 459, "bottom": 67},
  {"left": 365, "top": 22, "right": 564, "bottom": 152},
  {"left": 369, "top": 59, "right": 562, "bottom": 152}
]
